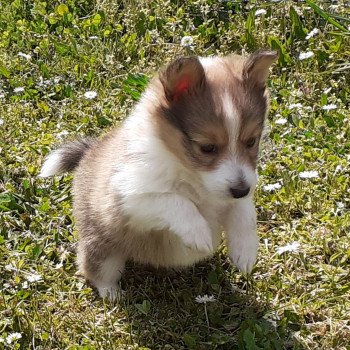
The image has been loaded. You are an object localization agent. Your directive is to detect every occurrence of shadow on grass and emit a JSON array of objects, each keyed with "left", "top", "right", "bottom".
[{"left": 106, "top": 255, "right": 304, "bottom": 350}]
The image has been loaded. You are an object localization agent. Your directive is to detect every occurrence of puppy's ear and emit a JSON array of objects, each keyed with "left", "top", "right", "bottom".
[
  {"left": 243, "top": 50, "right": 278, "bottom": 87},
  {"left": 159, "top": 57, "right": 205, "bottom": 102}
]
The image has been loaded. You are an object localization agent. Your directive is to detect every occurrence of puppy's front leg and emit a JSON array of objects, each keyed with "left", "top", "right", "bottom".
[
  {"left": 225, "top": 197, "right": 259, "bottom": 273},
  {"left": 125, "top": 194, "right": 213, "bottom": 253}
]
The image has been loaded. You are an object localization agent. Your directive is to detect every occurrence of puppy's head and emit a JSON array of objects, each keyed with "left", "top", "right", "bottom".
[{"left": 156, "top": 51, "right": 278, "bottom": 200}]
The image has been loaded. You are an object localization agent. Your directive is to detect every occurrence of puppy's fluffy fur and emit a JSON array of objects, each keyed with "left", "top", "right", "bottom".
[{"left": 40, "top": 51, "right": 277, "bottom": 299}]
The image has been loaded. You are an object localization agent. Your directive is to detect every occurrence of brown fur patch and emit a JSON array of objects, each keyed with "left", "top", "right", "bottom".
[{"left": 154, "top": 53, "right": 275, "bottom": 172}]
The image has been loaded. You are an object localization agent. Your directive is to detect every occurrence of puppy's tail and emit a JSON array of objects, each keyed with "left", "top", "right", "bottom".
[{"left": 39, "top": 138, "right": 94, "bottom": 177}]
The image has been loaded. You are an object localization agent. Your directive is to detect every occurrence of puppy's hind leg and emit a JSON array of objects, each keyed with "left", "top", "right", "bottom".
[
  {"left": 95, "top": 254, "right": 126, "bottom": 301},
  {"left": 77, "top": 243, "right": 126, "bottom": 301}
]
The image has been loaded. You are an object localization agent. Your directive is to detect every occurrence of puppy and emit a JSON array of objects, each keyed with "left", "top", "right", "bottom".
[{"left": 40, "top": 51, "right": 277, "bottom": 299}]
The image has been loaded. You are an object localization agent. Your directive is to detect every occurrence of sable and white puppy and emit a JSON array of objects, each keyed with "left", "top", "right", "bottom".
[{"left": 40, "top": 51, "right": 277, "bottom": 299}]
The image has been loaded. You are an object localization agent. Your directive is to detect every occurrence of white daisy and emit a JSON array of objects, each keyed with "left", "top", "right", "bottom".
[
  {"left": 14, "top": 87, "right": 25, "bottom": 93},
  {"left": 195, "top": 294, "right": 216, "bottom": 304},
  {"left": 26, "top": 273, "right": 42, "bottom": 283},
  {"left": 288, "top": 103, "right": 303, "bottom": 110},
  {"left": 299, "top": 170, "right": 319, "bottom": 179},
  {"left": 6, "top": 332, "right": 22, "bottom": 344},
  {"left": 18, "top": 52, "right": 32, "bottom": 60},
  {"left": 255, "top": 9, "right": 267, "bottom": 16},
  {"left": 263, "top": 182, "right": 282, "bottom": 192},
  {"left": 299, "top": 51, "right": 314, "bottom": 60},
  {"left": 276, "top": 241, "right": 300, "bottom": 255},
  {"left": 336, "top": 202, "right": 345, "bottom": 209},
  {"left": 84, "top": 90, "right": 97, "bottom": 99},
  {"left": 180, "top": 36, "right": 194, "bottom": 47},
  {"left": 335, "top": 165, "right": 343, "bottom": 173},
  {"left": 57, "top": 130, "right": 69, "bottom": 139},
  {"left": 305, "top": 28, "right": 319, "bottom": 40},
  {"left": 322, "top": 104, "right": 337, "bottom": 111},
  {"left": 275, "top": 118, "right": 287, "bottom": 125}
]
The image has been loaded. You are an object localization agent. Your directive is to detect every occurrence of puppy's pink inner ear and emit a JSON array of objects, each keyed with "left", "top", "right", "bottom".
[
  {"left": 160, "top": 57, "right": 205, "bottom": 103},
  {"left": 173, "top": 77, "right": 190, "bottom": 101}
]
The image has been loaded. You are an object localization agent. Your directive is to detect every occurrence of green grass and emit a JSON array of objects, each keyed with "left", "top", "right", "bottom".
[{"left": 1, "top": 0, "right": 350, "bottom": 349}]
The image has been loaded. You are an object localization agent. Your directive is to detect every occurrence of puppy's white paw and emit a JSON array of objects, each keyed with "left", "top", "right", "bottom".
[
  {"left": 97, "top": 284, "right": 121, "bottom": 301},
  {"left": 229, "top": 232, "right": 259, "bottom": 274},
  {"left": 181, "top": 223, "right": 213, "bottom": 253}
]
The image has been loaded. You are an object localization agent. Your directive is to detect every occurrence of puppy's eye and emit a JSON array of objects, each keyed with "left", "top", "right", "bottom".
[
  {"left": 245, "top": 137, "right": 257, "bottom": 148},
  {"left": 200, "top": 144, "right": 217, "bottom": 154}
]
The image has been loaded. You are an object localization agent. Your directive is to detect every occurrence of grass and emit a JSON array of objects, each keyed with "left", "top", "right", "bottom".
[{"left": 0, "top": 0, "right": 349, "bottom": 349}]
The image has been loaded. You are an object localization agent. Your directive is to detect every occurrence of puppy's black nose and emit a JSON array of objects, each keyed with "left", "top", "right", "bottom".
[{"left": 229, "top": 187, "right": 250, "bottom": 199}]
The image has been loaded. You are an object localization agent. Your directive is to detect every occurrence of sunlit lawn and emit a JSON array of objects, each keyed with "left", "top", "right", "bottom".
[{"left": 1, "top": 1, "right": 349, "bottom": 349}]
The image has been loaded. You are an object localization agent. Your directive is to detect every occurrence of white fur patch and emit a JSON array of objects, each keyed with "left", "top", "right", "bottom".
[
  {"left": 124, "top": 193, "right": 214, "bottom": 253},
  {"left": 112, "top": 115, "right": 182, "bottom": 196},
  {"left": 225, "top": 197, "right": 258, "bottom": 273},
  {"left": 97, "top": 285, "right": 121, "bottom": 301},
  {"left": 200, "top": 160, "right": 257, "bottom": 200},
  {"left": 199, "top": 91, "right": 257, "bottom": 199},
  {"left": 199, "top": 56, "right": 216, "bottom": 68},
  {"left": 95, "top": 254, "right": 125, "bottom": 300},
  {"left": 222, "top": 91, "right": 239, "bottom": 136},
  {"left": 39, "top": 150, "right": 63, "bottom": 177}
]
